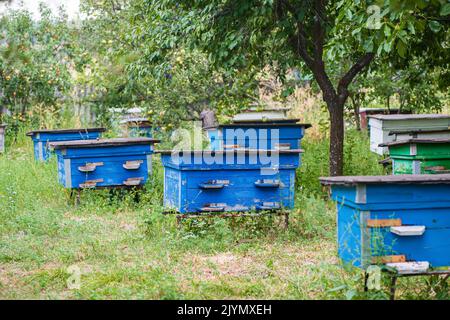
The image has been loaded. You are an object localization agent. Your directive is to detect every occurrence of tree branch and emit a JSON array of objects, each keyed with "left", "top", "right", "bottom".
[
  {"left": 337, "top": 53, "right": 375, "bottom": 104},
  {"left": 312, "top": 0, "right": 325, "bottom": 61}
]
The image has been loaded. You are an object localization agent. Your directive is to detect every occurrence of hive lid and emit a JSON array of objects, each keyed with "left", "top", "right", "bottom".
[
  {"left": 359, "top": 108, "right": 402, "bottom": 113},
  {"left": 156, "top": 149, "right": 304, "bottom": 155},
  {"left": 319, "top": 174, "right": 450, "bottom": 186},
  {"left": 119, "top": 117, "right": 152, "bottom": 125},
  {"left": 367, "top": 114, "right": 450, "bottom": 121},
  {"left": 232, "top": 109, "right": 290, "bottom": 122},
  {"left": 49, "top": 137, "right": 160, "bottom": 149},
  {"left": 379, "top": 138, "right": 450, "bottom": 147},
  {"left": 220, "top": 121, "right": 312, "bottom": 128},
  {"left": 388, "top": 128, "right": 450, "bottom": 136},
  {"left": 26, "top": 127, "right": 106, "bottom": 136}
]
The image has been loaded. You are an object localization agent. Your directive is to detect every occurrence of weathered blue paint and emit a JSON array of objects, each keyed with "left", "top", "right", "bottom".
[
  {"left": 159, "top": 150, "right": 302, "bottom": 213},
  {"left": 26, "top": 128, "right": 105, "bottom": 161},
  {"left": 207, "top": 122, "right": 311, "bottom": 150},
  {"left": 49, "top": 138, "right": 159, "bottom": 189},
  {"left": 320, "top": 175, "right": 450, "bottom": 268}
]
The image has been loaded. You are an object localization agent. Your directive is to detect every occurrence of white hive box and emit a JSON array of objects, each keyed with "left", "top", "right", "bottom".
[
  {"left": 232, "top": 108, "right": 290, "bottom": 123},
  {"left": 390, "top": 129, "right": 450, "bottom": 142},
  {"left": 368, "top": 114, "right": 450, "bottom": 155}
]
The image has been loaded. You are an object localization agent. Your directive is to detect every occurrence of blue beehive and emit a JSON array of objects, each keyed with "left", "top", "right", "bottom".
[
  {"left": 207, "top": 120, "right": 310, "bottom": 150},
  {"left": 49, "top": 138, "right": 159, "bottom": 189},
  {"left": 159, "top": 149, "right": 302, "bottom": 213},
  {"left": 121, "top": 118, "right": 153, "bottom": 138},
  {"left": 320, "top": 174, "right": 450, "bottom": 269},
  {"left": 26, "top": 128, "right": 106, "bottom": 161}
]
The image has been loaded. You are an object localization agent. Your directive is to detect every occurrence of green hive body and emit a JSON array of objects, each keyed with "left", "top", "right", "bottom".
[{"left": 382, "top": 139, "right": 450, "bottom": 175}]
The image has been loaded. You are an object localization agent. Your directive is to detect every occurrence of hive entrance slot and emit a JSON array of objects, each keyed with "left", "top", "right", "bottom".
[
  {"left": 425, "top": 166, "right": 450, "bottom": 174},
  {"left": 257, "top": 202, "right": 281, "bottom": 210},
  {"left": 199, "top": 203, "right": 227, "bottom": 212}
]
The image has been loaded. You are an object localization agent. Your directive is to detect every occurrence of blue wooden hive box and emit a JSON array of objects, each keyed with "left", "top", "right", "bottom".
[
  {"left": 49, "top": 138, "right": 159, "bottom": 189},
  {"left": 158, "top": 149, "right": 303, "bottom": 213},
  {"left": 207, "top": 120, "right": 311, "bottom": 150},
  {"left": 320, "top": 174, "right": 450, "bottom": 270},
  {"left": 120, "top": 118, "right": 153, "bottom": 138},
  {"left": 26, "top": 128, "right": 106, "bottom": 161}
]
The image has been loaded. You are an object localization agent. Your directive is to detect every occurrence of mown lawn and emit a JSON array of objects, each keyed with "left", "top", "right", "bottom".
[{"left": 0, "top": 131, "right": 448, "bottom": 299}]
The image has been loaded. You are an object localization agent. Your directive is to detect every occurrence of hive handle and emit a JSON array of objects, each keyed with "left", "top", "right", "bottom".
[
  {"left": 199, "top": 180, "right": 229, "bottom": 189},
  {"left": 254, "top": 179, "right": 281, "bottom": 188},
  {"left": 78, "top": 162, "right": 104, "bottom": 173},
  {"left": 390, "top": 225, "right": 426, "bottom": 236},
  {"left": 275, "top": 143, "right": 291, "bottom": 150},
  {"left": 199, "top": 203, "right": 226, "bottom": 212},
  {"left": 79, "top": 179, "right": 104, "bottom": 189},
  {"left": 123, "top": 160, "right": 143, "bottom": 170},
  {"left": 123, "top": 177, "right": 144, "bottom": 186}
]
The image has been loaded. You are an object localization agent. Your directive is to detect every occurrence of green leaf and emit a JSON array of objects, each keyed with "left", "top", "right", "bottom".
[
  {"left": 396, "top": 40, "right": 407, "bottom": 58},
  {"left": 383, "top": 41, "right": 392, "bottom": 53},
  {"left": 428, "top": 21, "right": 442, "bottom": 33},
  {"left": 363, "top": 38, "right": 374, "bottom": 52},
  {"left": 407, "top": 21, "right": 415, "bottom": 35},
  {"left": 384, "top": 24, "right": 391, "bottom": 37},
  {"left": 440, "top": 3, "right": 450, "bottom": 16}
]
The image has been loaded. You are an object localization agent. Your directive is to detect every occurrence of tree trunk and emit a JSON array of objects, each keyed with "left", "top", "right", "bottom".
[{"left": 328, "top": 103, "right": 345, "bottom": 176}]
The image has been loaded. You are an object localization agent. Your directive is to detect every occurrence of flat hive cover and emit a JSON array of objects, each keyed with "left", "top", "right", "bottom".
[
  {"left": 119, "top": 117, "right": 151, "bottom": 125},
  {"left": 367, "top": 114, "right": 450, "bottom": 121},
  {"left": 389, "top": 128, "right": 450, "bottom": 135},
  {"left": 320, "top": 174, "right": 450, "bottom": 186},
  {"left": 220, "top": 121, "right": 312, "bottom": 128},
  {"left": 49, "top": 137, "right": 160, "bottom": 149},
  {"left": 380, "top": 138, "right": 450, "bottom": 147},
  {"left": 156, "top": 149, "right": 304, "bottom": 155},
  {"left": 26, "top": 127, "right": 106, "bottom": 136}
]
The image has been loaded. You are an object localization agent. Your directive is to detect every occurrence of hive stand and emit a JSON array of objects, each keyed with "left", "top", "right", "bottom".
[
  {"left": 164, "top": 209, "right": 291, "bottom": 229},
  {"left": 364, "top": 266, "right": 450, "bottom": 300},
  {"left": 68, "top": 185, "right": 144, "bottom": 206}
]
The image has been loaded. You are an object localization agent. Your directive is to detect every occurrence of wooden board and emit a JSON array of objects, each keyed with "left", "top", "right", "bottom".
[
  {"left": 372, "top": 255, "right": 406, "bottom": 264},
  {"left": 367, "top": 219, "right": 402, "bottom": 228}
]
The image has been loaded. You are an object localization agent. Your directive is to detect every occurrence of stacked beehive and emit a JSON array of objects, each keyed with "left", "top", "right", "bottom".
[
  {"left": 49, "top": 138, "right": 159, "bottom": 189},
  {"left": 26, "top": 127, "right": 159, "bottom": 190},
  {"left": 368, "top": 114, "right": 450, "bottom": 174},
  {"left": 321, "top": 113, "right": 450, "bottom": 275},
  {"left": 27, "top": 128, "right": 106, "bottom": 161},
  {"left": 159, "top": 109, "right": 310, "bottom": 214},
  {"left": 320, "top": 175, "right": 450, "bottom": 272}
]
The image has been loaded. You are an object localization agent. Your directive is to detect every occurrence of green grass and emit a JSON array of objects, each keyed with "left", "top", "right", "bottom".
[{"left": 0, "top": 129, "right": 447, "bottom": 300}]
